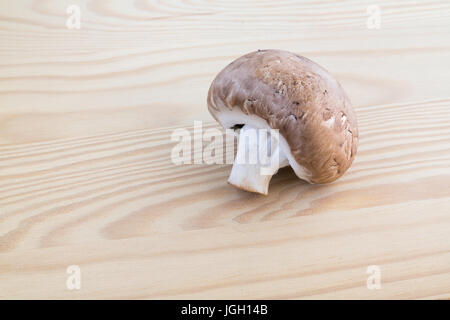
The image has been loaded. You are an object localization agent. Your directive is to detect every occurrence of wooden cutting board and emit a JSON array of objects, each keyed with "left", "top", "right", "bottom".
[{"left": 0, "top": 0, "right": 449, "bottom": 299}]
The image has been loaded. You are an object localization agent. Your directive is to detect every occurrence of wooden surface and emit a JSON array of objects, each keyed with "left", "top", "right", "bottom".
[{"left": 1, "top": 0, "right": 449, "bottom": 299}]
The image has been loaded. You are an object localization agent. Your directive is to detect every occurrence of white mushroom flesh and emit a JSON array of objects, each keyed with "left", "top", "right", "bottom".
[
  {"left": 228, "top": 124, "right": 289, "bottom": 195},
  {"left": 214, "top": 108, "right": 313, "bottom": 195}
]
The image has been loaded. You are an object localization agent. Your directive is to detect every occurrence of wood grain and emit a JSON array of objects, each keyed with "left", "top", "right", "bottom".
[{"left": 0, "top": 0, "right": 449, "bottom": 299}]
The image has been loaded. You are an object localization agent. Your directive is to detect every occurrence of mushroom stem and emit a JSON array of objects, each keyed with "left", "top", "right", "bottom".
[{"left": 228, "top": 124, "right": 288, "bottom": 195}]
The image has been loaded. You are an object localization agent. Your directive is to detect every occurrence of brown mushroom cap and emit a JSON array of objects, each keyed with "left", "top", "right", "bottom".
[{"left": 207, "top": 49, "right": 358, "bottom": 184}]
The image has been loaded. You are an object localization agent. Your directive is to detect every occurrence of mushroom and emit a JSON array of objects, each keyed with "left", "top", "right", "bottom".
[{"left": 207, "top": 49, "right": 358, "bottom": 195}]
